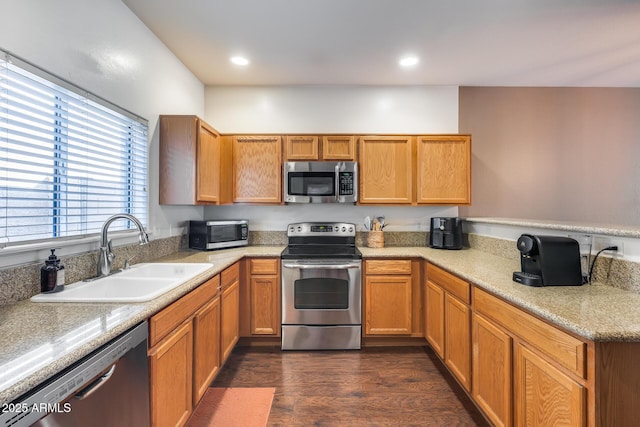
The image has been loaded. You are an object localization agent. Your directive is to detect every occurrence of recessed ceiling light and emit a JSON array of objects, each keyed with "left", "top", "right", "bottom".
[
  {"left": 399, "top": 56, "right": 419, "bottom": 67},
  {"left": 230, "top": 56, "right": 250, "bottom": 66}
]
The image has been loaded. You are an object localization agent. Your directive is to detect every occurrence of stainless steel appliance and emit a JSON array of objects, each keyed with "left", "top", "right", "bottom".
[
  {"left": 1, "top": 322, "right": 149, "bottom": 427},
  {"left": 429, "top": 217, "right": 463, "bottom": 249},
  {"left": 513, "top": 234, "right": 583, "bottom": 287},
  {"left": 188, "top": 219, "right": 249, "bottom": 250},
  {"left": 281, "top": 222, "right": 362, "bottom": 350},
  {"left": 284, "top": 161, "right": 357, "bottom": 203}
]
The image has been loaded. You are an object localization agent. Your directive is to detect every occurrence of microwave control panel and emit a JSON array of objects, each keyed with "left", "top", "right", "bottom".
[{"left": 339, "top": 172, "right": 354, "bottom": 195}]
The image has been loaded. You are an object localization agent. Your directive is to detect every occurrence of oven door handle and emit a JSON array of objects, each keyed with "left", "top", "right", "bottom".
[{"left": 282, "top": 261, "right": 361, "bottom": 270}]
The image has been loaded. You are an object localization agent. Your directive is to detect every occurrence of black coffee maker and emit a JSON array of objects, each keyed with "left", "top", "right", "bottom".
[
  {"left": 513, "top": 234, "right": 583, "bottom": 287},
  {"left": 429, "top": 217, "right": 463, "bottom": 250}
]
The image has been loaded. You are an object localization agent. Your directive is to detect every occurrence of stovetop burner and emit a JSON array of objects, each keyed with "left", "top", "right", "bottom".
[{"left": 281, "top": 222, "right": 362, "bottom": 260}]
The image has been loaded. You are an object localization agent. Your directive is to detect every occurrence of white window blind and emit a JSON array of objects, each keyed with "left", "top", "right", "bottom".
[{"left": 0, "top": 51, "right": 148, "bottom": 246}]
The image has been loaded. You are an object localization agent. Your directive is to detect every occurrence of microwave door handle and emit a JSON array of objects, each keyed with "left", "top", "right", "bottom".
[{"left": 335, "top": 163, "right": 340, "bottom": 201}]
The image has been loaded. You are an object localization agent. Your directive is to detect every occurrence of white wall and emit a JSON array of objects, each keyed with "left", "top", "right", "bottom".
[
  {"left": 204, "top": 85, "right": 460, "bottom": 230},
  {"left": 0, "top": 0, "right": 204, "bottom": 266}
]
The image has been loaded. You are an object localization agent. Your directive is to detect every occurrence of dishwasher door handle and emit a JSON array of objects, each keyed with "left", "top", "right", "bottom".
[{"left": 74, "top": 363, "right": 117, "bottom": 401}]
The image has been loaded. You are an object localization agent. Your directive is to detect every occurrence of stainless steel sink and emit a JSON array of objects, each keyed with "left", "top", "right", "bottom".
[{"left": 31, "top": 263, "right": 212, "bottom": 303}]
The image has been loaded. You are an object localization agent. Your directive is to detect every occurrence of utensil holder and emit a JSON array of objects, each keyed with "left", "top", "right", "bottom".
[{"left": 367, "top": 231, "right": 384, "bottom": 248}]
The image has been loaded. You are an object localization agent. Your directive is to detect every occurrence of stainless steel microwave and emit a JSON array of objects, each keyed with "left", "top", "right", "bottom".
[
  {"left": 188, "top": 220, "right": 249, "bottom": 250},
  {"left": 284, "top": 161, "right": 357, "bottom": 203}
]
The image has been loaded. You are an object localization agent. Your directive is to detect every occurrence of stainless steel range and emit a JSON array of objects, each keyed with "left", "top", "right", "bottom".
[{"left": 281, "top": 222, "right": 362, "bottom": 350}]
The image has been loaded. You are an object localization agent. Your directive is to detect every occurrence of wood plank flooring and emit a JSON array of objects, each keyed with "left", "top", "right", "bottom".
[{"left": 212, "top": 346, "right": 489, "bottom": 426}]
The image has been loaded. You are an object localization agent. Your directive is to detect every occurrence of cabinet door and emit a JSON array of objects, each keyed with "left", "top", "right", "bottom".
[
  {"left": 196, "top": 123, "right": 221, "bottom": 203},
  {"left": 285, "top": 135, "right": 319, "bottom": 160},
  {"left": 250, "top": 275, "right": 280, "bottom": 335},
  {"left": 365, "top": 275, "right": 412, "bottom": 335},
  {"left": 159, "top": 116, "right": 198, "bottom": 205},
  {"left": 322, "top": 135, "right": 355, "bottom": 160},
  {"left": 220, "top": 280, "right": 240, "bottom": 363},
  {"left": 359, "top": 136, "right": 413, "bottom": 204},
  {"left": 515, "top": 343, "right": 586, "bottom": 427},
  {"left": 192, "top": 295, "right": 221, "bottom": 405},
  {"left": 425, "top": 280, "right": 445, "bottom": 358},
  {"left": 445, "top": 293, "right": 471, "bottom": 391},
  {"left": 149, "top": 321, "right": 193, "bottom": 427},
  {"left": 416, "top": 135, "right": 471, "bottom": 204},
  {"left": 233, "top": 135, "right": 282, "bottom": 203},
  {"left": 472, "top": 313, "right": 513, "bottom": 427}
]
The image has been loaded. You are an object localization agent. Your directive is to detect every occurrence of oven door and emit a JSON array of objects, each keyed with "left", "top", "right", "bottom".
[{"left": 281, "top": 259, "right": 361, "bottom": 325}]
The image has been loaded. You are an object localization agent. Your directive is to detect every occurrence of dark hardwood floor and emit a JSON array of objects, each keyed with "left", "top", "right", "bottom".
[{"left": 212, "top": 346, "right": 489, "bottom": 426}]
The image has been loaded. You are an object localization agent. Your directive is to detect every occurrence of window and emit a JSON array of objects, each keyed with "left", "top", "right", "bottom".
[{"left": 0, "top": 51, "right": 148, "bottom": 246}]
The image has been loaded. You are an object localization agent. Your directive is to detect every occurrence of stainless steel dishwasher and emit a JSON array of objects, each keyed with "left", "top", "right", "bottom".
[{"left": 1, "top": 321, "right": 149, "bottom": 427}]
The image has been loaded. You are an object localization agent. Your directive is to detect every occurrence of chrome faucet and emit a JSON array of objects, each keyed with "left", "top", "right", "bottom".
[{"left": 97, "top": 214, "right": 149, "bottom": 277}]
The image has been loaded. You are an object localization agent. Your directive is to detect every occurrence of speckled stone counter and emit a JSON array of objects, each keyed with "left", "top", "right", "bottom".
[
  {"left": 361, "top": 246, "right": 640, "bottom": 342},
  {"left": 2, "top": 244, "right": 640, "bottom": 407},
  {"left": 0, "top": 246, "right": 283, "bottom": 406}
]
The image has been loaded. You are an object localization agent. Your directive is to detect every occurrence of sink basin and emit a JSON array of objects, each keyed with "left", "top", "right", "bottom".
[
  {"left": 31, "top": 263, "right": 213, "bottom": 303},
  {"left": 118, "top": 262, "right": 212, "bottom": 279}
]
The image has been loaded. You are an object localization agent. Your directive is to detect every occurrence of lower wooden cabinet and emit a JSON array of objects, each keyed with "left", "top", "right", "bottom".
[
  {"left": 148, "top": 270, "right": 239, "bottom": 427},
  {"left": 192, "top": 296, "right": 221, "bottom": 405},
  {"left": 149, "top": 319, "right": 193, "bottom": 427},
  {"left": 472, "top": 312, "right": 512, "bottom": 427},
  {"left": 241, "top": 258, "right": 281, "bottom": 337},
  {"left": 365, "top": 259, "right": 413, "bottom": 335},
  {"left": 221, "top": 264, "right": 240, "bottom": 363},
  {"left": 424, "top": 262, "right": 471, "bottom": 391},
  {"left": 515, "top": 343, "right": 586, "bottom": 426},
  {"left": 444, "top": 293, "right": 471, "bottom": 390}
]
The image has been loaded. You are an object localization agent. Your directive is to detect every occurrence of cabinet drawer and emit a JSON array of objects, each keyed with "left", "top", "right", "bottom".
[
  {"left": 149, "top": 275, "right": 220, "bottom": 347},
  {"left": 474, "top": 287, "right": 586, "bottom": 378},
  {"left": 250, "top": 258, "right": 279, "bottom": 275},
  {"left": 427, "top": 263, "right": 470, "bottom": 304},
  {"left": 366, "top": 259, "right": 412, "bottom": 275},
  {"left": 221, "top": 262, "right": 239, "bottom": 288}
]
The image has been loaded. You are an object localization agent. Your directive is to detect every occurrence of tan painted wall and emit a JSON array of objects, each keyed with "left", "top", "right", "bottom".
[{"left": 458, "top": 87, "right": 640, "bottom": 226}]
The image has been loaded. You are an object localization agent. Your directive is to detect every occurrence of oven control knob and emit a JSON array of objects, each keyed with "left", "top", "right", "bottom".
[
  {"left": 341, "top": 226, "right": 346, "bottom": 232},
  {"left": 334, "top": 226, "right": 339, "bottom": 232},
  {"left": 348, "top": 227, "right": 353, "bottom": 232}
]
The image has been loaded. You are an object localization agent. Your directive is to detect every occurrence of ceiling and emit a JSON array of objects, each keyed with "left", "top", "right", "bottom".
[{"left": 122, "top": 0, "right": 640, "bottom": 87}]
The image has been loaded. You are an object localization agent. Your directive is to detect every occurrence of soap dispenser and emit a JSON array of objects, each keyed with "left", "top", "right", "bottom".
[{"left": 40, "top": 249, "right": 65, "bottom": 293}]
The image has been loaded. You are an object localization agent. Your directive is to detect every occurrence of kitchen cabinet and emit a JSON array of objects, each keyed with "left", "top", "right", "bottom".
[
  {"left": 148, "top": 275, "right": 220, "bottom": 427},
  {"left": 233, "top": 135, "right": 282, "bottom": 203},
  {"left": 473, "top": 287, "right": 588, "bottom": 427},
  {"left": 515, "top": 342, "right": 585, "bottom": 426},
  {"left": 220, "top": 263, "right": 240, "bottom": 363},
  {"left": 358, "top": 136, "right": 413, "bottom": 204},
  {"left": 159, "top": 115, "right": 232, "bottom": 205},
  {"left": 416, "top": 135, "right": 471, "bottom": 204},
  {"left": 364, "top": 259, "right": 413, "bottom": 335},
  {"left": 241, "top": 258, "right": 281, "bottom": 336},
  {"left": 284, "top": 135, "right": 356, "bottom": 161},
  {"left": 424, "top": 262, "right": 471, "bottom": 391},
  {"left": 472, "top": 312, "right": 512, "bottom": 427},
  {"left": 192, "top": 296, "right": 221, "bottom": 405}
]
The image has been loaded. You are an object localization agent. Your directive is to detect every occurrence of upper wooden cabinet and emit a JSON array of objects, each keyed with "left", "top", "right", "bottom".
[
  {"left": 358, "top": 136, "right": 413, "bottom": 204},
  {"left": 159, "top": 115, "right": 231, "bottom": 205},
  {"left": 416, "top": 135, "right": 471, "bottom": 205},
  {"left": 233, "top": 135, "right": 282, "bottom": 203},
  {"left": 285, "top": 135, "right": 356, "bottom": 161},
  {"left": 285, "top": 135, "right": 319, "bottom": 160}
]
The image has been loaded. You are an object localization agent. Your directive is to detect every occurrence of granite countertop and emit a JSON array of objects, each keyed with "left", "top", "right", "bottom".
[
  {"left": 2, "top": 244, "right": 640, "bottom": 406},
  {"left": 0, "top": 246, "right": 283, "bottom": 406}
]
